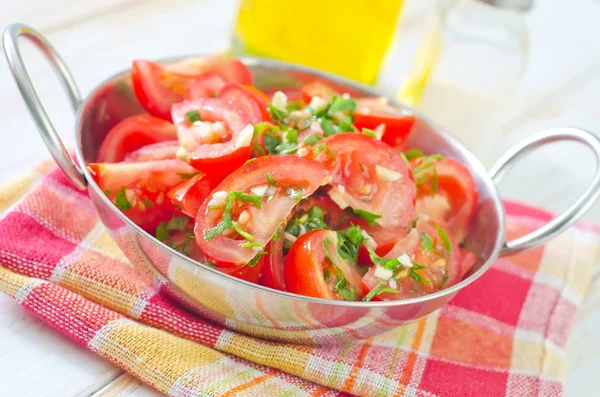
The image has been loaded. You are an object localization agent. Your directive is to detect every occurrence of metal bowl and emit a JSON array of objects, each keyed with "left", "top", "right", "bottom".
[{"left": 5, "top": 24, "right": 600, "bottom": 345}]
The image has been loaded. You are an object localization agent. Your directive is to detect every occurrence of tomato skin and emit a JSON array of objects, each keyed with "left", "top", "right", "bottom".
[
  {"left": 219, "top": 84, "right": 267, "bottom": 123},
  {"left": 167, "top": 55, "right": 253, "bottom": 86},
  {"left": 258, "top": 238, "right": 286, "bottom": 291},
  {"left": 195, "top": 155, "right": 331, "bottom": 266},
  {"left": 458, "top": 247, "right": 478, "bottom": 278},
  {"left": 353, "top": 98, "right": 416, "bottom": 147},
  {"left": 125, "top": 141, "right": 180, "bottom": 162},
  {"left": 167, "top": 173, "right": 220, "bottom": 219},
  {"left": 172, "top": 98, "right": 254, "bottom": 179},
  {"left": 97, "top": 116, "right": 178, "bottom": 163},
  {"left": 284, "top": 230, "right": 363, "bottom": 300},
  {"left": 412, "top": 158, "right": 478, "bottom": 243},
  {"left": 301, "top": 81, "right": 339, "bottom": 103},
  {"left": 313, "top": 133, "right": 416, "bottom": 238}
]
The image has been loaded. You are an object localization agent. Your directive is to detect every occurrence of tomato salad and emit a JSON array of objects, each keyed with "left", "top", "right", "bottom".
[{"left": 88, "top": 55, "right": 479, "bottom": 302}]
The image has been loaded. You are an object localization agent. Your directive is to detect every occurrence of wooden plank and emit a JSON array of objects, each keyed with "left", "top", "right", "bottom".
[
  {"left": 90, "top": 373, "right": 163, "bottom": 397},
  {"left": 0, "top": 294, "right": 123, "bottom": 396}
]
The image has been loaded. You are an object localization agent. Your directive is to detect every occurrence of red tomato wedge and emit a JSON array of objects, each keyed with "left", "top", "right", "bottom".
[
  {"left": 181, "top": 236, "right": 263, "bottom": 283},
  {"left": 97, "top": 116, "right": 178, "bottom": 163},
  {"left": 219, "top": 84, "right": 267, "bottom": 123},
  {"left": 354, "top": 98, "right": 416, "bottom": 147},
  {"left": 166, "top": 55, "right": 253, "bottom": 86},
  {"left": 125, "top": 141, "right": 180, "bottom": 162},
  {"left": 412, "top": 157, "right": 478, "bottom": 243},
  {"left": 313, "top": 133, "right": 416, "bottom": 236},
  {"left": 172, "top": 98, "right": 255, "bottom": 179},
  {"left": 132, "top": 60, "right": 226, "bottom": 121},
  {"left": 360, "top": 221, "right": 461, "bottom": 301},
  {"left": 258, "top": 238, "right": 286, "bottom": 291},
  {"left": 284, "top": 230, "right": 363, "bottom": 300},
  {"left": 167, "top": 172, "right": 220, "bottom": 218},
  {"left": 88, "top": 160, "right": 196, "bottom": 231},
  {"left": 195, "top": 155, "right": 331, "bottom": 267}
]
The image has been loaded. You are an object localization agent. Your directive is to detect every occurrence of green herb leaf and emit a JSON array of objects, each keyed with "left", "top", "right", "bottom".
[
  {"left": 363, "top": 284, "right": 399, "bottom": 301},
  {"left": 328, "top": 96, "right": 356, "bottom": 114},
  {"left": 409, "top": 268, "right": 431, "bottom": 285},
  {"left": 352, "top": 209, "right": 382, "bottom": 226},
  {"left": 114, "top": 187, "right": 132, "bottom": 211},
  {"left": 155, "top": 224, "right": 169, "bottom": 241},
  {"left": 266, "top": 174, "right": 278, "bottom": 186},
  {"left": 400, "top": 152, "right": 410, "bottom": 167},
  {"left": 302, "top": 133, "right": 322, "bottom": 145},
  {"left": 362, "top": 128, "right": 377, "bottom": 138},
  {"left": 247, "top": 251, "right": 266, "bottom": 267},
  {"left": 166, "top": 216, "right": 190, "bottom": 231},
  {"left": 230, "top": 191, "right": 263, "bottom": 209},
  {"left": 176, "top": 171, "right": 200, "bottom": 180},
  {"left": 286, "top": 100, "right": 303, "bottom": 112},
  {"left": 268, "top": 104, "right": 288, "bottom": 123},
  {"left": 320, "top": 118, "right": 337, "bottom": 137},
  {"left": 272, "top": 224, "right": 284, "bottom": 242},
  {"left": 104, "top": 189, "right": 112, "bottom": 196},
  {"left": 233, "top": 224, "right": 254, "bottom": 241},
  {"left": 337, "top": 225, "right": 364, "bottom": 261},
  {"left": 203, "top": 196, "right": 235, "bottom": 241},
  {"left": 337, "top": 286, "right": 357, "bottom": 301},
  {"left": 420, "top": 232, "right": 434, "bottom": 252},
  {"left": 435, "top": 224, "right": 452, "bottom": 258},
  {"left": 241, "top": 241, "right": 262, "bottom": 249},
  {"left": 325, "top": 147, "right": 336, "bottom": 160},
  {"left": 403, "top": 148, "right": 425, "bottom": 160},
  {"left": 324, "top": 270, "right": 331, "bottom": 281},
  {"left": 366, "top": 246, "right": 402, "bottom": 271},
  {"left": 338, "top": 114, "right": 356, "bottom": 132},
  {"left": 312, "top": 143, "right": 326, "bottom": 156},
  {"left": 323, "top": 237, "right": 338, "bottom": 266},
  {"left": 185, "top": 110, "right": 201, "bottom": 123}
]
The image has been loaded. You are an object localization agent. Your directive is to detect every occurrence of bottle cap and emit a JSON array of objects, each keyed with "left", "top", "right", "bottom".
[{"left": 478, "top": 0, "right": 533, "bottom": 12}]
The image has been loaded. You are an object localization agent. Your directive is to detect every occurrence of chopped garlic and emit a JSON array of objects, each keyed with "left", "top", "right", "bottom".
[
  {"left": 342, "top": 93, "right": 350, "bottom": 99},
  {"left": 284, "top": 232, "right": 297, "bottom": 243},
  {"left": 266, "top": 186, "right": 277, "bottom": 195},
  {"left": 337, "top": 184, "right": 346, "bottom": 193},
  {"left": 309, "top": 96, "right": 328, "bottom": 112},
  {"left": 176, "top": 147, "right": 188, "bottom": 161},
  {"left": 388, "top": 278, "right": 398, "bottom": 289},
  {"left": 361, "top": 230, "right": 378, "bottom": 250},
  {"left": 272, "top": 91, "right": 288, "bottom": 110},
  {"left": 237, "top": 210, "right": 250, "bottom": 225},
  {"left": 235, "top": 124, "right": 254, "bottom": 149},
  {"left": 397, "top": 253, "right": 412, "bottom": 268},
  {"left": 252, "top": 246, "right": 263, "bottom": 252},
  {"left": 377, "top": 97, "right": 389, "bottom": 106},
  {"left": 207, "top": 190, "right": 228, "bottom": 207},
  {"left": 375, "top": 165, "right": 402, "bottom": 182},
  {"left": 250, "top": 185, "right": 268, "bottom": 197},
  {"left": 374, "top": 265, "right": 393, "bottom": 282},
  {"left": 310, "top": 121, "right": 324, "bottom": 134},
  {"left": 328, "top": 188, "right": 349, "bottom": 209}
]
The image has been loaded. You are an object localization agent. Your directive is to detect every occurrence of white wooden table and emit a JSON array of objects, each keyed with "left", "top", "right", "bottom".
[{"left": 1, "top": 0, "right": 599, "bottom": 395}]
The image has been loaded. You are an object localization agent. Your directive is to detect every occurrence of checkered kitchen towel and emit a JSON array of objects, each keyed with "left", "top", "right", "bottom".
[{"left": 0, "top": 163, "right": 599, "bottom": 397}]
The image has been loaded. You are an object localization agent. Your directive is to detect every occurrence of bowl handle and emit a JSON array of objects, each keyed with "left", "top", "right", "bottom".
[
  {"left": 490, "top": 127, "right": 600, "bottom": 256},
  {"left": 3, "top": 23, "right": 86, "bottom": 190}
]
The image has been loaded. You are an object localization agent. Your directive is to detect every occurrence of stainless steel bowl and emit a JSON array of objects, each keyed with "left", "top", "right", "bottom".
[{"left": 5, "top": 24, "right": 600, "bottom": 345}]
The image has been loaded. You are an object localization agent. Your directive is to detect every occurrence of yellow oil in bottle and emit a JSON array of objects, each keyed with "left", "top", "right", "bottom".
[{"left": 233, "top": 0, "right": 406, "bottom": 85}]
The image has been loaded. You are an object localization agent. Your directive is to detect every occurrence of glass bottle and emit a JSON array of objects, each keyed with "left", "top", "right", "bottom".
[{"left": 399, "top": 0, "right": 531, "bottom": 167}]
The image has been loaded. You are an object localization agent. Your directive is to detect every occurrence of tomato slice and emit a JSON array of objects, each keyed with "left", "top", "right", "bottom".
[
  {"left": 284, "top": 230, "right": 363, "bottom": 300},
  {"left": 412, "top": 157, "right": 478, "bottom": 243},
  {"left": 360, "top": 220, "right": 461, "bottom": 301},
  {"left": 258, "top": 238, "right": 286, "bottom": 291},
  {"left": 172, "top": 98, "right": 255, "bottom": 179},
  {"left": 97, "top": 116, "right": 178, "bottom": 163},
  {"left": 354, "top": 98, "right": 416, "bottom": 147},
  {"left": 313, "top": 133, "right": 416, "bottom": 237},
  {"left": 167, "top": 172, "right": 220, "bottom": 218},
  {"left": 125, "top": 141, "right": 180, "bottom": 162},
  {"left": 219, "top": 84, "right": 267, "bottom": 123},
  {"left": 458, "top": 247, "right": 478, "bottom": 278},
  {"left": 132, "top": 60, "right": 227, "bottom": 121},
  {"left": 166, "top": 55, "right": 253, "bottom": 86},
  {"left": 88, "top": 160, "right": 196, "bottom": 231},
  {"left": 195, "top": 155, "right": 330, "bottom": 266},
  {"left": 293, "top": 194, "right": 351, "bottom": 230},
  {"left": 301, "top": 81, "right": 339, "bottom": 104},
  {"left": 179, "top": 235, "right": 263, "bottom": 283}
]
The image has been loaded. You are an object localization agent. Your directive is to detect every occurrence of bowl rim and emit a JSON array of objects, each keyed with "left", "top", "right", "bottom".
[{"left": 75, "top": 54, "right": 506, "bottom": 308}]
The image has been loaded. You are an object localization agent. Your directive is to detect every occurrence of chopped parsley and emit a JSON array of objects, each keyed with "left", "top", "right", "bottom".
[
  {"left": 285, "top": 187, "right": 304, "bottom": 201},
  {"left": 247, "top": 250, "right": 266, "bottom": 267},
  {"left": 409, "top": 266, "right": 431, "bottom": 285},
  {"left": 229, "top": 191, "right": 263, "bottom": 209},
  {"left": 320, "top": 118, "right": 337, "bottom": 137},
  {"left": 268, "top": 104, "right": 288, "bottom": 123},
  {"left": 362, "top": 128, "right": 377, "bottom": 138},
  {"left": 435, "top": 224, "right": 452, "bottom": 258},
  {"left": 328, "top": 96, "right": 356, "bottom": 114},
  {"left": 114, "top": 187, "right": 132, "bottom": 211},
  {"left": 412, "top": 154, "right": 444, "bottom": 186},
  {"left": 420, "top": 232, "right": 434, "bottom": 252},
  {"left": 176, "top": 171, "right": 200, "bottom": 180},
  {"left": 104, "top": 189, "right": 112, "bottom": 196},
  {"left": 286, "top": 206, "right": 328, "bottom": 237},
  {"left": 363, "top": 284, "right": 399, "bottom": 301},
  {"left": 323, "top": 237, "right": 357, "bottom": 301},
  {"left": 185, "top": 110, "right": 201, "bottom": 123},
  {"left": 170, "top": 233, "right": 196, "bottom": 255},
  {"left": 241, "top": 241, "right": 262, "bottom": 249},
  {"left": 286, "top": 101, "right": 303, "bottom": 112},
  {"left": 266, "top": 174, "right": 278, "bottom": 186},
  {"left": 352, "top": 209, "right": 382, "bottom": 226},
  {"left": 337, "top": 225, "right": 364, "bottom": 262},
  {"left": 272, "top": 224, "right": 284, "bottom": 242},
  {"left": 156, "top": 215, "right": 192, "bottom": 244},
  {"left": 203, "top": 191, "right": 262, "bottom": 241},
  {"left": 312, "top": 143, "right": 326, "bottom": 156},
  {"left": 302, "top": 133, "right": 322, "bottom": 145},
  {"left": 403, "top": 148, "right": 425, "bottom": 160},
  {"left": 366, "top": 246, "right": 402, "bottom": 272}
]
